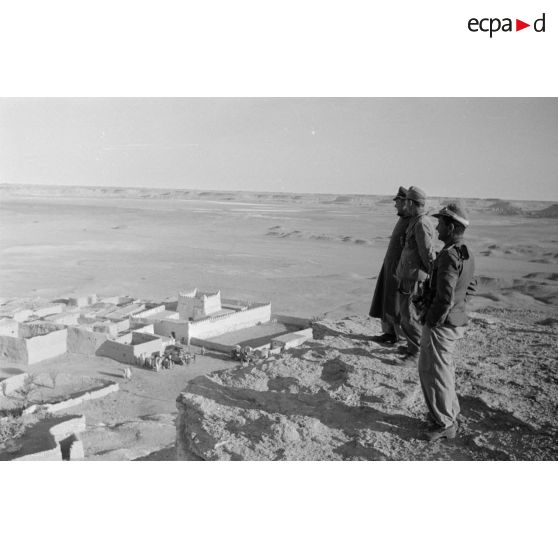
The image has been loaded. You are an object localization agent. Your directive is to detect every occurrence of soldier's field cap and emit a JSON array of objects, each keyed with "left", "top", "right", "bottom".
[
  {"left": 393, "top": 186, "right": 407, "bottom": 201},
  {"left": 432, "top": 202, "right": 470, "bottom": 228},
  {"left": 406, "top": 186, "right": 427, "bottom": 203}
]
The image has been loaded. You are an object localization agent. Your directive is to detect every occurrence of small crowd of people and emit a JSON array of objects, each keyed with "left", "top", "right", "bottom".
[
  {"left": 369, "top": 186, "right": 476, "bottom": 442},
  {"left": 134, "top": 347, "right": 196, "bottom": 371}
]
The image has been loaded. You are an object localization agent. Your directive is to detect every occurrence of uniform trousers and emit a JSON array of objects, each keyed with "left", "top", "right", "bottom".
[
  {"left": 398, "top": 282, "right": 423, "bottom": 355},
  {"left": 418, "top": 324, "right": 465, "bottom": 428},
  {"left": 381, "top": 310, "right": 402, "bottom": 338}
]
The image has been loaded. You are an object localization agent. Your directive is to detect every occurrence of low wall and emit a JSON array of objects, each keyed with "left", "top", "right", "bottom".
[
  {"left": 271, "top": 332, "right": 308, "bottom": 350},
  {"left": 190, "top": 338, "right": 234, "bottom": 353},
  {"left": 67, "top": 327, "right": 109, "bottom": 355},
  {"left": 273, "top": 314, "right": 311, "bottom": 328},
  {"left": 188, "top": 304, "right": 271, "bottom": 342},
  {"left": 24, "top": 381, "right": 119, "bottom": 415},
  {"left": 33, "top": 304, "right": 64, "bottom": 318}
]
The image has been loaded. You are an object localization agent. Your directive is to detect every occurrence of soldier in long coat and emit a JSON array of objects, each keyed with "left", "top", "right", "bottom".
[{"left": 369, "top": 187, "right": 410, "bottom": 344}]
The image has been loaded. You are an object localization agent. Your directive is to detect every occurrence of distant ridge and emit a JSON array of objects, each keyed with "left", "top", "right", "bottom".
[
  {"left": 0, "top": 183, "right": 555, "bottom": 214},
  {"left": 532, "top": 203, "right": 558, "bottom": 218}
]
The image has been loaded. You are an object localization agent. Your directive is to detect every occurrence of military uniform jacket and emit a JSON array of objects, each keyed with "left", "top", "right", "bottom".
[
  {"left": 395, "top": 212, "right": 435, "bottom": 288},
  {"left": 369, "top": 216, "right": 410, "bottom": 319},
  {"left": 424, "top": 242, "right": 476, "bottom": 328}
]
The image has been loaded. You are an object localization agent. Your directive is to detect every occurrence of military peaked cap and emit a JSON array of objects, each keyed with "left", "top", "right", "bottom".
[
  {"left": 406, "top": 186, "right": 427, "bottom": 203},
  {"left": 393, "top": 186, "right": 408, "bottom": 201}
]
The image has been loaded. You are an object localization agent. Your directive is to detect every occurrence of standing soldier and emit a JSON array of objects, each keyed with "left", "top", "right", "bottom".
[
  {"left": 418, "top": 202, "right": 476, "bottom": 441},
  {"left": 395, "top": 186, "right": 435, "bottom": 365},
  {"left": 369, "top": 186, "right": 410, "bottom": 345}
]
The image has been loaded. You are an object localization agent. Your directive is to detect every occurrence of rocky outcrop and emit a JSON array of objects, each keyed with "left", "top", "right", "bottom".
[{"left": 177, "top": 312, "right": 558, "bottom": 460}]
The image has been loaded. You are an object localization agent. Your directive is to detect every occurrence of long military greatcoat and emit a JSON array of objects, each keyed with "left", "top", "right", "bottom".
[{"left": 369, "top": 216, "right": 410, "bottom": 320}]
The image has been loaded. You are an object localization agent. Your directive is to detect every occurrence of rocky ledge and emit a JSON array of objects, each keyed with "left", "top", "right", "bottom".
[{"left": 176, "top": 310, "right": 557, "bottom": 460}]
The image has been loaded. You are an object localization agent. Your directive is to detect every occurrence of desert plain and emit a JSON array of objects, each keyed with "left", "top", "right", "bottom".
[{"left": 1, "top": 184, "right": 557, "bottom": 460}]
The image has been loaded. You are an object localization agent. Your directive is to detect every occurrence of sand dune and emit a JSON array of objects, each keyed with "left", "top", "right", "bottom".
[
  {"left": 266, "top": 225, "right": 372, "bottom": 245},
  {"left": 532, "top": 204, "right": 558, "bottom": 218}
]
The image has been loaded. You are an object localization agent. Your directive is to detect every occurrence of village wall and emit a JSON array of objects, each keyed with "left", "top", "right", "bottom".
[
  {"left": 131, "top": 333, "right": 163, "bottom": 358},
  {"left": 96, "top": 339, "right": 135, "bottom": 363},
  {"left": 67, "top": 327, "right": 109, "bottom": 355},
  {"left": 113, "top": 318, "right": 131, "bottom": 332},
  {"left": 130, "top": 323, "right": 155, "bottom": 335},
  {"left": 133, "top": 305, "right": 166, "bottom": 319},
  {"left": 25, "top": 329, "right": 67, "bottom": 364},
  {"left": 32, "top": 304, "right": 65, "bottom": 318},
  {"left": 105, "top": 303, "right": 145, "bottom": 321},
  {"left": 100, "top": 295, "right": 134, "bottom": 305},
  {"left": 188, "top": 304, "right": 271, "bottom": 341},
  {"left": 20, "top": 321, "right": 64, "bottom": 338},
  {"left": 116, "top": 332, "right": 133, "bottom": 344},
  {"left": 96, "top": 332, "right": 163, "bottom": 364},
  {"left": 1, "top": 326, "right": 67, "bottom": 364},
  {"left": 153, "top": 319, "right": 191, "bottom": 341},
  {"left": 93, "top": 322, "right": 119, "bottom": 336},
  {"left": 46, "top": 312, "right": 80, "bottom": 326}
]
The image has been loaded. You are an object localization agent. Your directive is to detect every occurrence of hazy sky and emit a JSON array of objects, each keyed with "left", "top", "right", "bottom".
[{"left": 1, "top": 98, "right": 557, "bottom": 200}]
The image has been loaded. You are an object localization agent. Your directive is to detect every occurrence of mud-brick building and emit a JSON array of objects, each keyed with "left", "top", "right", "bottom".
[
  {"left": 96, "top": 331, "right": 164, "bottom": 364},
  {"left": 0, "top": 321, "right": 67, "bottom": 364}
]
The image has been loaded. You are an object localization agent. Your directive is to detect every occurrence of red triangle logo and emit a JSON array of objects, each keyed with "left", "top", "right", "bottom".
[{"left": 516, "top": 19, "right": 530, "bottom": 31}]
